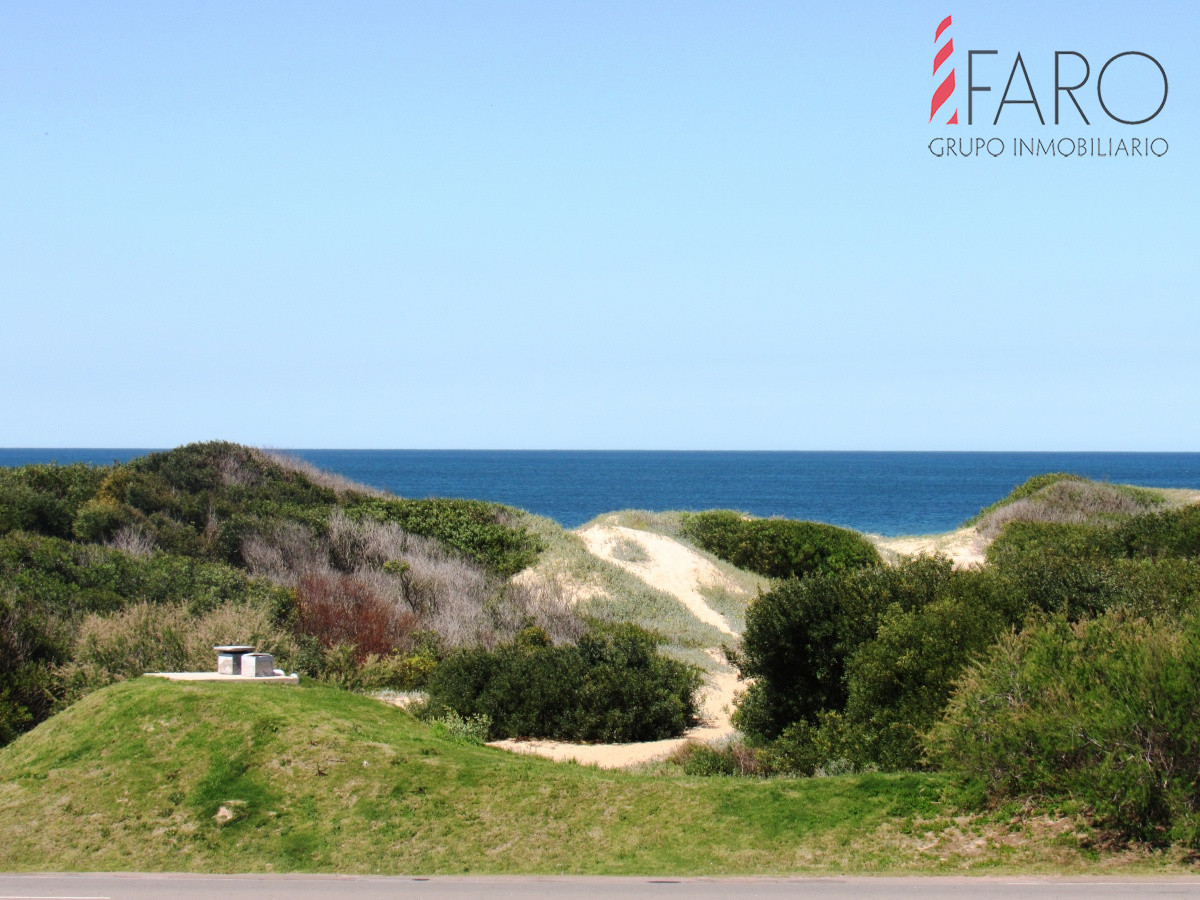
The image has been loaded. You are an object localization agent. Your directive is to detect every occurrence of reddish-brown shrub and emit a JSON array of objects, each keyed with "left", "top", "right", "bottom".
[{"left": 295, "top": 572, "right": 417, "bottom": 661}]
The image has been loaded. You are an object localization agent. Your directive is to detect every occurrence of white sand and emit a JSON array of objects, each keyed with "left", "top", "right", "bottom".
[
  {"left": 871, "top": 526, "right": 987, "bottom": 569},
  {"left": 577, "top": 524, "right": 737, "bottom": 635}
]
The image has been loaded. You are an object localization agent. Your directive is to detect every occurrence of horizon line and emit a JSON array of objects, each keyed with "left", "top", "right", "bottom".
[{"left": 2, "top": 447, "right": 1200, "bottom": 455}]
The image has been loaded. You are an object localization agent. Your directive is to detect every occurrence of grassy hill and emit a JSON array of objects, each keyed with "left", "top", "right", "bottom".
[{"left": 1, "top": 677, "right": 1192, "bottom": 876}]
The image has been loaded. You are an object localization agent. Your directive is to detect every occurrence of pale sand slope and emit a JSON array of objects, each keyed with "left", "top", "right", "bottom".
[
  {"left": 576, "top": 524, "right": 736, "bottom": 636},
  {"left": 489, "top": 526, "right": 748, "bottom": 769},
  {"left": 871, "top": 526, "right": 988, "bottom": 570}
]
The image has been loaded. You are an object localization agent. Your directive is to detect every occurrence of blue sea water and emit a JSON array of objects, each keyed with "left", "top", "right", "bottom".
[{"left": 3, "top": 449, "right": 1200, "bottom": 536}]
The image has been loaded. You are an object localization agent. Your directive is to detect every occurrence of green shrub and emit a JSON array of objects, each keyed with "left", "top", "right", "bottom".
[
  {"left": 929, "top": 611, "right": 1200, "bottom": 847},
  {"left": 759, "top": 714, "right": 886, "bottom": 777},
  {"left": 736, "top": 557, "right": 1016, "bottom": 771},
  {"left": 735, "top": 556, "right": 986, "bottom": 741},
  {"left": 988, "top": 505, "right": 1200, "bottom": 569},
  {"left": 1114, "top": 504, "right": 1200, "bottom": 560},
  {"left": 425, "top": 624, "right": 701, "bottom": 742},
  {"left": 0, "top": 588, "right": 70, "bottom": 745},
  {"left": 669, "top": 740, "right": 766, "bottom": 777},
  {"left": 349, "top": 498, "right": 541, "bottom": 577},
  {"left": 0, "top": 533, "right": 294, "bottom": 622},
  {"left": 990, "top": 540, "right": 1200, "bottom": 622},
  {"left": 0, "top": 463, "right": 109, "bottom": 539},
  {"left": 837, "top": 590, "right": 1010, "bottom": 770},
  {"left": 355, "top": 650, "right": 438, "bottom": 690},
  {"left": 427, "top": 709, "right": 492, "bottom": 745},
  {"left": 679, "top": 510, "right": 880, "bottom": 580},
  {"left": 71, "top": 496, "right": 136, "bottom": 543},
  {"left": 986, "top": 521, "right": 1115, "bottom": 566}
]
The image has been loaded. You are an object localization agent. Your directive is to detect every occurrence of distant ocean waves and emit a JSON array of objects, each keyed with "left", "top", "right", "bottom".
[{"left": 5, "top": 449, "right": 1199, "bottom": 536}]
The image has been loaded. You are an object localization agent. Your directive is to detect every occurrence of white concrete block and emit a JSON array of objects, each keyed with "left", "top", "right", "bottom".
[{"left": 241, "top": 652, "right": 275, "bottom": 677}]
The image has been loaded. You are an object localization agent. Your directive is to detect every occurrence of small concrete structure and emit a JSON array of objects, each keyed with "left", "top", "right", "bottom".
[
  {"left": 143, "top": 644, "right": 299, "bottom": 684},
  {"left": 215, "top": 645, "right": 256, "bottom": 675},
  {"left": 240, "top": 652, "right": 275, "bottom": 678}
]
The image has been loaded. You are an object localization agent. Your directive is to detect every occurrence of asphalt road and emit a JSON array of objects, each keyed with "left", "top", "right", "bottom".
[{"left": 2, "top": 874, "right": 1200, "bottom": 899}]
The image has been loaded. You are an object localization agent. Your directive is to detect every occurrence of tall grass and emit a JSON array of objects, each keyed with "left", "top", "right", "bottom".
[{"left": 56, "top": 601, "right": 299, "bottom": 701}]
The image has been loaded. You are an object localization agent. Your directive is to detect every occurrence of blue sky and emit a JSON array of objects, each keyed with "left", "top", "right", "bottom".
[{"left": 2, "top": 1, "right": 1196, "bottom": 449}]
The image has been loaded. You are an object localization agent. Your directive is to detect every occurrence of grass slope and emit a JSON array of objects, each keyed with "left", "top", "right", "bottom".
[{"left": 0, "top": 680, "right": 1193, "bottom": 875}]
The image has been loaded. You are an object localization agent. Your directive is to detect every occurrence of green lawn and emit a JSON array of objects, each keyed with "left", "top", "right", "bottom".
[{"left": 0, "top": 679, "right": 1191, "bottom": 875}]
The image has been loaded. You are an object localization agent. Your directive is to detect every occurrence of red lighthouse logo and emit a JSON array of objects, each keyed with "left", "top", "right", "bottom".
[{"left": 931, "top": 15, "right": 958, "bottom": 124}]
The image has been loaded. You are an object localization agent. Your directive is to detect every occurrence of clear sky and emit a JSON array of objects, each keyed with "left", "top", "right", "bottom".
[{"left": 2, "top": 1, "right": 1196, "bottom": 449}]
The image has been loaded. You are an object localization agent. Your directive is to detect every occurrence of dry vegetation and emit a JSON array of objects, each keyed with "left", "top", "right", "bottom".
[
  {"left": 243, "top": 509, "right": 582, "bottom": 650},
  {"left": 975, "top": 477, "right": 1166, "bottom": 539},
  {"left": 257, "top": 449, "right": 388, "bottom": 498}
]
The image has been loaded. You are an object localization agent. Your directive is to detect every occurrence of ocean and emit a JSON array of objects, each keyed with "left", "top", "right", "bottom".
[{"left": 3, "top": 449, "right": 1199, "bottom": 536}]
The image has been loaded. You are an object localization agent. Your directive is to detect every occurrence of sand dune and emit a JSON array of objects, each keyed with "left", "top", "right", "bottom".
[
  {"left": 870, "top": 526, "right": 988, "bottom": 569},
  {"left": 577, "top": 524, "right": 737, "bottom": 636}
]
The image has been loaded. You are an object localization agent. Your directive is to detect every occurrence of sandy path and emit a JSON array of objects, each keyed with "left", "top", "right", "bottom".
[{"left": 577, "top": 524, "right": 736, "bottom": 636}]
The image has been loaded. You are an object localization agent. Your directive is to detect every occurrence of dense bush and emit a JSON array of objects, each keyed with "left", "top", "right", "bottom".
[
  {"left": 734, "top": 556, "right": 1019, "bottom": 772},
  {"left": 0, "top": 532, "right": 294, "bottom": 621},
  {"left": 424, "top": 624, "right": 701, "bottom": 742},
  {"left": 0, "top": 463, "right": 109, "bottom": 540},
  {"left": 833, "top": 588, "right": 1011, "bottom": 770},
  {"left": 1114, "top": 504, "right": 1200, "bottom": 560},
  {"left": 0, "top": 587, "right": 70, "bottom": 746},
  {"left": 735, "top": 537, "right": 1200, "bottom": 776},
  {"left": 680, "top": 510, "right": 880, "bottom": 579},
  {"left": 988, "top": 505, "right": 1200, "bottom": 569},
  {"left": 993, "top": 550, "right": 1200, "bottom": 623},
  {"left": 350, "top": 498, "right": 541, "bottom": 577},
  {"left": 735, "top": 557, "right": 999, "bottom": 741},
  {"left": 985, "top": 521, "right": 1114, "bottom": 566},
  {"left": 929, "top": 612, "right": 1200, "bottom": 847}
]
